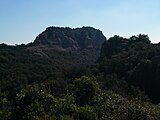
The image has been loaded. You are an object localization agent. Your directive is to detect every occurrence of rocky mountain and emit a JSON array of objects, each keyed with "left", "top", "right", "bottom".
[
  {"left": 0, "top": 26, "right": 106, "bottom": 100},
  {"left": 29, "top": 26, "right": 106, "bottom": 50},
  {"left": 1, "top": 27, "right": 160, "bottom": 119}
]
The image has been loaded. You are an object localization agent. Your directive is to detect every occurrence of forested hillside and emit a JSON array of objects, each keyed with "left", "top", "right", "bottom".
[{"left": 1, "top": 27, "right": 160, "bottom": 119}]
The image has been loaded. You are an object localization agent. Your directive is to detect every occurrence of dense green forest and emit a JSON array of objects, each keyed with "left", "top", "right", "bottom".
[{"left": 1, "top": 27, "right": 160, "bottom": 119}]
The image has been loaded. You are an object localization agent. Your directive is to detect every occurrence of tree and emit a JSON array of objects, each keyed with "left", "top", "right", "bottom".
[
  {"left": 73, "top": 76, "right": 100, "bottom": 106},
  {"left": 0, "top": 93, "right": 12, "bottom": 120}
]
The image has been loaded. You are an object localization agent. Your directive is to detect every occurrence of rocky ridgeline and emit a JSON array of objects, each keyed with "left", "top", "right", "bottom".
[{"left": 31, "top": 26, "right": 106, "bottom": 50}]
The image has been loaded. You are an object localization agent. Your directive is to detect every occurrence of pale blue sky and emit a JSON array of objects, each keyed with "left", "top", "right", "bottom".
[{"left": 0, "top": 0, "right": 160, "bottom": 45}]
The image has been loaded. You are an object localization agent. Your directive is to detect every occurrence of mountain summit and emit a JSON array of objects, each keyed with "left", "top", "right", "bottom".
[{"left": 32, "top": 26, "right": 106, "bottom": 50}]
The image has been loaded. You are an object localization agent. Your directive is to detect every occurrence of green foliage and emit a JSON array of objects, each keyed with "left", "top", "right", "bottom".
[
  {"left": 94, "top": 91, "right": 128, "bottom": 120},
  {"left": 75, "top": 106, "right": 98, "bottom": 120},
  {"left": 74, "top": 76, "right": 100, "bottom": 106},
  {"left": 98, "top": 34, "right": 160, "bottom": 103},
  {"left": 43, "top": 79, "right": 68, "bottom": 97},
  {"left": 14, "top": 84, "right": 56, "bottom": 119},
  {"left": 93, "top": 90, "right": 160, "bottom": 120},
  {"left": 0, "top": 93, "right": 12, "bottom": 120},
  {"left": 14, "top": 84, "right": 76, "bottom": 120},
  {"left": 126, "top": 98, "right": 160, "bottom": 120}
]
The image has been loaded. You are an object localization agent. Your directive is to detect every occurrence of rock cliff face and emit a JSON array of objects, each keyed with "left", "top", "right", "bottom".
[{"left": 32, "top": 26, "right": 106, "bottom": 50}]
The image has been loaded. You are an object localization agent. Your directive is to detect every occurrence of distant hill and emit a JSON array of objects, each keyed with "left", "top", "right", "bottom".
[{"left": 28, "top": 26, "right": 106, "bottom": 50}]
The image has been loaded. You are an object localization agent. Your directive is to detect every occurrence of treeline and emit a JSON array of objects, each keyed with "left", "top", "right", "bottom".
[
  {"left": 1, "top": 34, "right": 160, "bottom": 119},
  {"left": 98, "top": 34, "right": 160, "bottom": 103}
]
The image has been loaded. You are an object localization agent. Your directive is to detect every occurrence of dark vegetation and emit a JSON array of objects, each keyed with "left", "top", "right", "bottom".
[{"left": 1, "top": 27, "right": 160, "bottom": 119}]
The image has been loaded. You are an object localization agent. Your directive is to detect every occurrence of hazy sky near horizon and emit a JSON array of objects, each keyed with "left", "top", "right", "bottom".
[{"left": 0, "top": 0, "right": 160, "bottom": 45}]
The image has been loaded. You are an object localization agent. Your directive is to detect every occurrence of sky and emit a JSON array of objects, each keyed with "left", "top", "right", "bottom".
[{"left": 0, "top": 0, "right": 160, "bottom": 45}]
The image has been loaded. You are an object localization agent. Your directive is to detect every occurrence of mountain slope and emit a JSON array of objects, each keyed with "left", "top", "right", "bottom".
[{"left": 0, "top": 26, "right": 106, "bottom": 99}]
